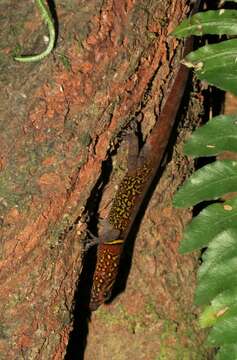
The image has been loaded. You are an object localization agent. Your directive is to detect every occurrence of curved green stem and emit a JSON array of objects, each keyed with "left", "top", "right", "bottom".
[{"left": 14, "top": 0, "right": 56, "bottom": 62}]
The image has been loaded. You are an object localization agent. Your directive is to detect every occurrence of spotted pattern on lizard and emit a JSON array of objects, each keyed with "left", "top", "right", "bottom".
[
  {"left": 108, "top": 163, "right": 152, "bottom": 231},
  {"left": 89, "top": 240, "right": 123, "bottom": 311}
]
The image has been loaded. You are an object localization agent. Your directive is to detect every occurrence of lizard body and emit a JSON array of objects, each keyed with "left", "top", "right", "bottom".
[
  {"left": 89, "top": 0, "right": 201, "bottom": 311},
  {"left": 89, "top": 161, "right": 152, "bottom": 310}
]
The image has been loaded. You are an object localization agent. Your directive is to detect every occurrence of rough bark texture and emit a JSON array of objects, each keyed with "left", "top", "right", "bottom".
[{"left": 0, "top": 0, "right": 213, "bottom": 359}]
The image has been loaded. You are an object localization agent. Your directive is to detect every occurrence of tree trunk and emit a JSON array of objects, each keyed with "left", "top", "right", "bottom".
[{"left": 0, "top": 0, "right": 213, "bottom": 359}]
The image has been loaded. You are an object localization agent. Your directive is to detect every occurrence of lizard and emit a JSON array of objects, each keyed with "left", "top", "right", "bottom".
[{"left": 89, "top": 0, "right": 201, "bottom": 311}]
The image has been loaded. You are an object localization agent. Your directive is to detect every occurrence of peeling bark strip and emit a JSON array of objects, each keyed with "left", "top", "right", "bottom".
[{"left": 0, "top": 1, "right": 210, "bottom": 359}]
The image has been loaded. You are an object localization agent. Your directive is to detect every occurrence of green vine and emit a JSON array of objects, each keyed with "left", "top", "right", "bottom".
[{"left": 14, "top": 0, "right": 55, "bottom": 62}]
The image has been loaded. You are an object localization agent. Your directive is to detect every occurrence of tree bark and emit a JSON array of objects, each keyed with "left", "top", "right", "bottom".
[{"left": 0, "top": 0, "right": 214, "bottom": 359}]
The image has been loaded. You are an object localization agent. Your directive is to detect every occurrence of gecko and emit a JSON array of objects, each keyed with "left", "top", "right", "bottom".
[
  {"left": 89, "top": 133, "right": 152, "bottom": 310},
  {"left": 89, "top": 0, "right": 201, "bottom": 311}
]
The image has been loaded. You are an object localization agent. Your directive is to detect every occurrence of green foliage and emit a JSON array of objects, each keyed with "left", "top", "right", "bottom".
[
  {"left": 216, "top": 344, "right": 237, "bottom": 360},
  {"left": 174, "top": 113, "right": 237, "bottom": 301},
  {"left": 173, "top": 9, "right": 237, "bottom": 37},
  {"left": 179, "top": 197, "right": 237, "bottom": 253},
  {"left": 184, "top": 39, "right": 237, "bottom": 96},
  {"left": 184, "top": 115, "right": 237, "bottom": 156},
  {"left": 173, "top": 3, "right": 237, "bottom": 358},
  {"left": 173, "top": 9, "right": 237, "bottom": 95},
  {"left": 174, "top": 159, "right": 237, "bottom": 207}
]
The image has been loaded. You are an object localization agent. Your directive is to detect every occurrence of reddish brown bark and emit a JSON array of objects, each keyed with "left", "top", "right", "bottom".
[{"left": 0, "top": 0, "right": 213, "bottom": 359}]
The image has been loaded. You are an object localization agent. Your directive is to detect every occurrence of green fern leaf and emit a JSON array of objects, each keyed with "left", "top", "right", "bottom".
[
  {"left": 184, "top": 39, "right": 237, "bottom": 95},
  {"left": 216, "top": 344, "right": 237, "bottom": 360},
  {"left": 198, "top": 229, "right": 237, "bottom": 281},
  {"left": 173, "top": 160, "right": 237, "bottom": 208},
  {"left": 173, "top": 10, "right": 237, "bottom": 37},
  {"left": 199, "top": 305, "right": 229, "bottom": 328},
  {"left": 195, "top": 256, "right": 237, "bottom": 305},
  {"left": 184, "top": 114, "right": 237, "bottom": 157},
  {"left": 172, "top": 3, "right": 237, "bottom": 358},
  {"left": 212, "top": 287, "right": 237, "bottom": 310},
  {"left": 179, "top": 198, "right": 237, "bottom": 253},
  {"left": 207, "top": 304, "right": 237, "bottom": 345},
  {"left": 200, "top": 287, "right": 237, "bottom": 328}
]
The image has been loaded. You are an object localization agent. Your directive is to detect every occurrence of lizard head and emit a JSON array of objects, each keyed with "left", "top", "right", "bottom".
[{"left": 89, "top": 241, "right": 123, "bottom": 311}]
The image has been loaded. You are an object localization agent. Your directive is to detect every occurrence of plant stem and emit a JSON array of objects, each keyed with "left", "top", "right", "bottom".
[{"left": 14, "top": 0, "right": 56, "bottom": 62}]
